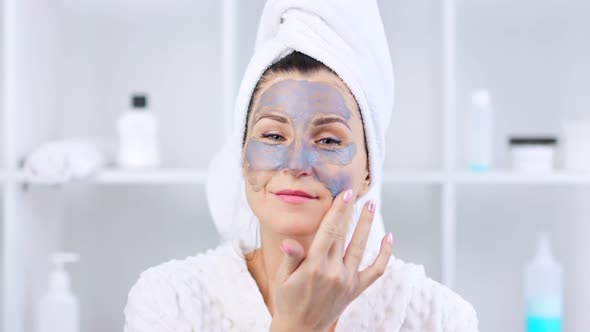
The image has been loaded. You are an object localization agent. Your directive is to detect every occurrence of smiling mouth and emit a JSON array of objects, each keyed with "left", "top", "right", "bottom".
[{"left": 273, "top": 189, "right": 318, "bottom": 204}]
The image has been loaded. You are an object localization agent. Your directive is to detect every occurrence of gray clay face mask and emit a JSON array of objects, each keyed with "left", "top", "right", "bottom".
[{"left": 244, "top": 79, "right": 358, "bottom": 197}]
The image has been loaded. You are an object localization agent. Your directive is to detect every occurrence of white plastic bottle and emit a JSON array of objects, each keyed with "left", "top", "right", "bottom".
[
  {"left": 467, "top": 89, "right": 494, "bottom": 172},
  {"left": 525, "top": 232, "right": 563, "bottom": 332},
  {"left": 37, "top": 252, "right": 80, "bottom": 332},
  {"left": 117, "top": 94, "right": 161, "bottom": 168}
]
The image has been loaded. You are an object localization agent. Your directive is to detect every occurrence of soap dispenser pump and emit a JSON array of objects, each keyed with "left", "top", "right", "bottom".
[
  {"left": 37, "top": 252, "right": 80, "bottom": 332},
  {"left": 525, "top": 232, "right": 562, "bottom": 332}
]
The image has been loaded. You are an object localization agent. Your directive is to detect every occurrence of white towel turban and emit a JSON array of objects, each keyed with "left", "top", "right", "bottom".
[{"left": 206, "top": 0, "right": 394, "bottom": 265}]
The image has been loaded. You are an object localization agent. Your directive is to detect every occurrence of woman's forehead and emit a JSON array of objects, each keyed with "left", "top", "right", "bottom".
[
  {"left": 256, "top": 80, "right": 351, "bottom": 119},
  {"left": 251, "top": 71, "right": 360, "bottom": 120}
]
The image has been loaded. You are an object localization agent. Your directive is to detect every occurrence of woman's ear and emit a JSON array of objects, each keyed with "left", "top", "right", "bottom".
[{"left": 358, "top": 168, "right": 371, "bottom": 197}]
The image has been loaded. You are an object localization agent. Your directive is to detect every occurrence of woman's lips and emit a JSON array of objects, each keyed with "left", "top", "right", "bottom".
[{"left": 274, "top": 189, "right": 317, "bottom": 204}]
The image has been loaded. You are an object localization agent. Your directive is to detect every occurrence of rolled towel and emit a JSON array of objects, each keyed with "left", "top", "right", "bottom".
[{"left": 23, "top": 138, "right": 111, "bottom": 184}]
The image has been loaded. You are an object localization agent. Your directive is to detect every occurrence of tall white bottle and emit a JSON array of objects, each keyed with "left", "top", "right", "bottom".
[
  {"left": 525, "top": 233, "right": 563, "bottom": 332},
  {"left": 467, "top": 89, "right": 494, "bottom": 172},
  {"left": 117, "top": 94, "right": 161, "bottom": 168},
  {"left": 37, "top": 252, "right": 80, "bottom": 332}
]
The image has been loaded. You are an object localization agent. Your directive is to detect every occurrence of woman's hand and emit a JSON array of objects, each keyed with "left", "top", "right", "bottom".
[{"left": 270, "top": 189, "right": 393, "bottom": 332}]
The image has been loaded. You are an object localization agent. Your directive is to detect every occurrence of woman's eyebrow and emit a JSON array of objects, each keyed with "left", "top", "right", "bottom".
[
  {"left": 255, "top": 114, "right": 288, "bottom": 124},
  {"left": 312, "top": 116, "right": 351, "bottom": 130}
]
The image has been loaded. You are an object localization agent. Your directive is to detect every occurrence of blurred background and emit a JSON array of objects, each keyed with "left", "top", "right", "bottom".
[{"left": 2, "top": 0, "right": 590, "bottom": 331}]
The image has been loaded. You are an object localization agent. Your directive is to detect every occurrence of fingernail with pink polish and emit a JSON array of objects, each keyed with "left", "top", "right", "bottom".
[
  {"left": 280, "top": 244, "right": 291, "bottom": 255},
  {"left": 343, "top": 189, "right": 353, "bottom": 203},
  {"left": 368, "top": 200, "right": 376, "bottom": 214},
  {"left": 387, "top": 233, "right": 393, "bottom": 247}
]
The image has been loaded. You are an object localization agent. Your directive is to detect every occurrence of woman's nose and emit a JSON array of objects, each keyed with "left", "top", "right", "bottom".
[{"left": 285, "top": 144, "right": 313, "bottom": 177}]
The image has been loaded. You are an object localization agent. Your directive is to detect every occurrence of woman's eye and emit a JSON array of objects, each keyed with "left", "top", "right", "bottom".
[
  {"left": 317, "top": 137, "right": 342, "bottom": 146},
  {"left": 261, "top": 133, "right": 285, "bottom": 142}
]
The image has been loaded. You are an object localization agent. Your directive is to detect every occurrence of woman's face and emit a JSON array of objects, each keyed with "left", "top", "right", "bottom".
[{"left": 242, "top": 70, "right": 370, "bottom": 237}]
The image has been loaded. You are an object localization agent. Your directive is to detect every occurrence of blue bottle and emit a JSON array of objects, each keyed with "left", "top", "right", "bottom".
[
  {"left": 467, "top": 89, "right": 494, "bottom": 172},
  {"left": 525, "top": 233, "right": 562, "bottom": 332}
]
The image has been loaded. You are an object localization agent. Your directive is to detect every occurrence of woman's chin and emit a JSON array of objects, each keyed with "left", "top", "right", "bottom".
[
  {"left": 249, "top": 194, "right": 329, "bottom": 237},
  {"left": 268, "top": 215, "right": 322, "bottom": 238}
]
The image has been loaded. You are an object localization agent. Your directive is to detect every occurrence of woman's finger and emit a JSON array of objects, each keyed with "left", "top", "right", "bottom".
[
  {"left": 275, "top": 239, "right": 305, "bottom": 284},
  {"left": 356, "top": 233, "right": 392, "bottom": 295},
  {"left": 343, "top": 199, "right": 375, "bottom": 271},
  {"left": 328, "top": 190, "right": 357, "bottom": 258},
  {"left": 309, "top": 189, "right": 355, "bottom": 258}
]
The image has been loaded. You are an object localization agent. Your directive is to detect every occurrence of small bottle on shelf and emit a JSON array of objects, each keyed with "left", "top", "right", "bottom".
[
  {"left": 116, "top": 94, "right": 161, "bottom": 169},
  {"left": 467, "top": 89, "right": 494, "bottom": 172}
]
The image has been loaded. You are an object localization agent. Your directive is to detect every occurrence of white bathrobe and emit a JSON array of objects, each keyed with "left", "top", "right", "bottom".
[{"left": 124, "top": 242, "right": 478, "bottom": 331}]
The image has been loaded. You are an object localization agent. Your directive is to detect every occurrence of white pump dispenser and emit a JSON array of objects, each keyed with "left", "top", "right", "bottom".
[
  {"left": 37, "top": 252, "right": 80, "bottom": 332},
  {"left": 525, "top": 233, "right": 562, "bottom": 332}
]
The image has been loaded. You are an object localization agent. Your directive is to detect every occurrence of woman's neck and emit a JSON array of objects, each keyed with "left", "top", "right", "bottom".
[
  {"left": 245, "top": 226, "right": 339, "bottom": 332},
  {"left": 245, "top": 226, "right": 314, "bottom": 316}
]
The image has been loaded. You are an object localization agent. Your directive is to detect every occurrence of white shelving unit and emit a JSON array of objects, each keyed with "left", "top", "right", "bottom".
[{"left": 2, "top": 0, "right": 589, "bottom": 331}]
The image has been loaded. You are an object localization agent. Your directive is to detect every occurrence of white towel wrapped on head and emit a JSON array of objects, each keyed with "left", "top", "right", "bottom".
[{"left": 207, "top": 0, "right": 393, "bottom": 263}]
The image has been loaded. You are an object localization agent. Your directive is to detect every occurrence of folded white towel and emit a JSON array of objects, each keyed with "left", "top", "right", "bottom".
[{"left": 23, "top": 138, "right": 110, "bottom": 184}]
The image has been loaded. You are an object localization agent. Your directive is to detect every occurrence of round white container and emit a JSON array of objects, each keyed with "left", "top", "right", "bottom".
[{"left": 510, "top": 137, "right": 557, "bottom": 172}]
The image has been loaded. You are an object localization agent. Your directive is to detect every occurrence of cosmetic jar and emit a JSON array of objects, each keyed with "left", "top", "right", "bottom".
[
  {"left": 509, "top": 137, "right": 557, "bottom": 172},
  {"left": 562, "top": 121, "right": 590, "bottom": 172}
]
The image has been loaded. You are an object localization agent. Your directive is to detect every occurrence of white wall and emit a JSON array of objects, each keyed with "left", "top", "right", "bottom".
[
  {"left": 0, "top": 0, "right": 5, "bottom": 322},
  {"left": 456, "top": 0, "right": 590, "bottom": 169},
  {"left": 379, "top": 0, "right": 444, "bottom": 171},
  {"left": 57, "top": 1, "right": 224, "bottom": 168}
]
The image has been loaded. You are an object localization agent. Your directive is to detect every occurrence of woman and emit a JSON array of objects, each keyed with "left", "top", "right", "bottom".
[{"left": 125, "top": 1, "right": 478, "bottom": 331}]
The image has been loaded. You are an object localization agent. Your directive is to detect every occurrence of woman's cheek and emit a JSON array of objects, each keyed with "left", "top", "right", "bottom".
[
  {"left": 244, "top": 140, "right": 288, "bottom": 192},
  {"left": 312, "top": 144, "right": 356, "bottom": 197},
  {"left": 314, "top": 168, "right": 353, "bottom": 198},
  {"left": 319, "top": 143, "right": 356, "bottom": 166},
  {"left": 245, "top": 140, "right": 289, "bottom": 170}
]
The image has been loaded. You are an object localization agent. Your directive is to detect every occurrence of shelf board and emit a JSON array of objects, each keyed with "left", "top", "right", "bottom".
[
  {"left": 382, "top": 171, "right": 590, "bottom": 185},
  {"left": 15, "top": 168, "right": 208, "bottom": 185},
  {"left": 11, "top": 169, "right": 590, "bottom": 186},
  {"left": 60, "top": 0, "right": 200, "bottom": 16},
  {"left": 91, "top": 168, "right": 208, "bottom": 184},
  {"left": 453, "top": 171, "right": 590, "bottom": 185},
  {"left": 382, "top": 171, "right": 445, "bottom": 184}
]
